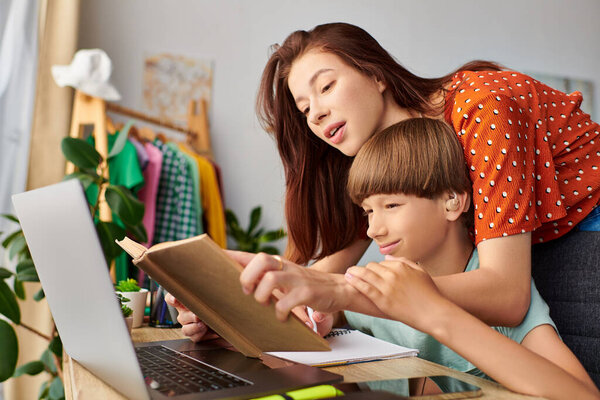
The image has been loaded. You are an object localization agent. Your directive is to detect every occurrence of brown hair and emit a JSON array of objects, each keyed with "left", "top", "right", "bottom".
[
  {"left": 256, "top": 22, "right": 500, "bottom": 263},
  {"left": 347, "top": 118, "right": 472, "bottom": 213}
]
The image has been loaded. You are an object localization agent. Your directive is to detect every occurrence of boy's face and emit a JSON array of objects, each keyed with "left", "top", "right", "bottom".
[{"left": 361, "top": 193, "right": 450, "bottom": 264}]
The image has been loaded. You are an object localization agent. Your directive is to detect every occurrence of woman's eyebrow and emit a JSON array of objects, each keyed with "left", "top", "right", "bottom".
[{"left": 294, "top": 68, "right": 333, "bottom": 104}]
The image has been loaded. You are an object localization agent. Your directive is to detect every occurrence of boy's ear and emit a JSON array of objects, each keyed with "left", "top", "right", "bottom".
[{"left": 444, "top": 191, "right": 470, "bottom": 221}]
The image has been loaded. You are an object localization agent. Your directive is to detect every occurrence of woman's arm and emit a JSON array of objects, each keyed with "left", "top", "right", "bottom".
[
  {"left": 433, "top": 233, "right": 532, "bottom": 326},
  {"left": 345, "top": 259, "right": 600, "bottom": 400},
  {"left": 309, "top": 238, "right": 371, "bottom": 273}
]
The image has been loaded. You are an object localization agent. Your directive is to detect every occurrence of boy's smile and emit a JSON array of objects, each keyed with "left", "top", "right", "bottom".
[{"left": 361, "top": 192, "right": 471, "bottom": 276}]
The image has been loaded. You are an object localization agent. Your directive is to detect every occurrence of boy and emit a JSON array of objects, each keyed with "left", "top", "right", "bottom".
[{"left": 343, "top": 117, "right": 597, "bottom": 398}]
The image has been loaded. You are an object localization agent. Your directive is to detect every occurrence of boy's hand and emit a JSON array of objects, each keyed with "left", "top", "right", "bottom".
[{"left": 344, "top": 258, "right": 447, "bottom": 332}]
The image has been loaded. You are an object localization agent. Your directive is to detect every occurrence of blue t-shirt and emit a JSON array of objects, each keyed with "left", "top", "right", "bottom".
[{"left": 344, "top": 249, "right": 557, "bottom": 393}]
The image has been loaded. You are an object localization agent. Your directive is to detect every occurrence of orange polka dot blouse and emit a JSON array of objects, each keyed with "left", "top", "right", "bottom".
[{"left": 445, "top": 70, "right": 600, "bottom": 245}]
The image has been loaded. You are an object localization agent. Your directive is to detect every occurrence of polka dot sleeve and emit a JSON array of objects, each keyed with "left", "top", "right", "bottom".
[{"left": 454, "top": 93, "right": 540, "bottom": 243}]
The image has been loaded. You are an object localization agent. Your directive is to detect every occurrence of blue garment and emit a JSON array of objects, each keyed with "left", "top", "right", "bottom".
[
  {"left": 345, "top": 249, "right": 556, "bottom": 393},
  {"left": 578, "top": 206, "right": 600, "bottom": 231}
]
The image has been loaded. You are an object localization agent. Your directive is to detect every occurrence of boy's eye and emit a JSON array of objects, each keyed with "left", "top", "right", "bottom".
[
  {"left": 302, "top": 107, "right": 310, "bottom": 116},
  {"left": 385, "top": 203, "right": 400, "bottom": 209},
  {"left": 362, "top": 209, "right": 372, "bottom": 216}
]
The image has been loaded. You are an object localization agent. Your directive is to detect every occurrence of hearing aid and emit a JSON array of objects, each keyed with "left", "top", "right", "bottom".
[{"left": 445, "top": 192, "right": 460, "bottom": 212}]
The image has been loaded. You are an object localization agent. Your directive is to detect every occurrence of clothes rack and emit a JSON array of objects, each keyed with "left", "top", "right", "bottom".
[{"left": 66, "top": 89, "right": 214, "bottom": 232}]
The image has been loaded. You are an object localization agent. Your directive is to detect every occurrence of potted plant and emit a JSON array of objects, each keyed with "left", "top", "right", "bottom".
[
  {"left": 225, "top": 206, "right": 286, "bottom": 254},
  {"left": 115, "top": 278, "right": 148, "bottom": 329},
  {"left": 117, "top": 292, "right": 134, "bottom": 333},
  {"left": 0, "top": 130, "right": 147, "bottom": 398}
]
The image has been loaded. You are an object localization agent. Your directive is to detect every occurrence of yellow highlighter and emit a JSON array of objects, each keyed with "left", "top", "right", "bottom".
[{"left": 252, "top": 384, "right": 344, "bottom": 400}]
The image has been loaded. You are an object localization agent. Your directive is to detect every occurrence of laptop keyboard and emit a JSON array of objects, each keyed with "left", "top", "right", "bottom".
[{"left": 136, "top": 346, "right": 252, "bottom": 396}]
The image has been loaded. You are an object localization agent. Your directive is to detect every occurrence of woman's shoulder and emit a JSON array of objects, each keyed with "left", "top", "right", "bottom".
[
  {"left": 449, "top": 70, "right": 536, "bottom": 100},
  {"left": 445, "top": 70, "right": 538, "bottom": 126}
]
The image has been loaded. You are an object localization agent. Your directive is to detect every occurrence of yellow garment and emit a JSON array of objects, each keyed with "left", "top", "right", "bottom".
[{"left": 179, "top": 144, "right": 227, "bottom": 248}]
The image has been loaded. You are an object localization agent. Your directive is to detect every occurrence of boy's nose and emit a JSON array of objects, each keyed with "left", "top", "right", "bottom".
[{"left": 366, "top": 215, "right": 386, "bottom": 239}]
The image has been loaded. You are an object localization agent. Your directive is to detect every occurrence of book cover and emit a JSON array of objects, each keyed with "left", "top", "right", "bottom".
[{"left": 117, "top": 234, "right": 330, "bottom": 358}]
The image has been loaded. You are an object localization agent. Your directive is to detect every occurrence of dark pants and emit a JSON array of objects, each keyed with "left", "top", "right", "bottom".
[{"left": 532, "top": 229, "right": 600, "bottom": 386}]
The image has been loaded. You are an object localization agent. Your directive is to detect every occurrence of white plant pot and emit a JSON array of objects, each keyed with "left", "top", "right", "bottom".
[
  {"left": 117, "top": 289, "right": 148, "bottom": 328},
  {"left": 124, "top": 316, "right": 134, "bottom": 334}
]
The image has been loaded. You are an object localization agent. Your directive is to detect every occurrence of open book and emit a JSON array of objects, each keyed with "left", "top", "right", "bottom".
[
  {"left": 116, "top": 234, "right": 330, "bottom": 358},
  {"left": 266, "top": 328, "right": 418, "bottom": 367}
]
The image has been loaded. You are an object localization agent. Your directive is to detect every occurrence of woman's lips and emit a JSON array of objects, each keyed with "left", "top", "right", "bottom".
[
  {"left": 329, "top": 123, "right": 345, "bottom": 145},
  {"left": 379, "top": 241, "right": 399, "bottom": 255}
]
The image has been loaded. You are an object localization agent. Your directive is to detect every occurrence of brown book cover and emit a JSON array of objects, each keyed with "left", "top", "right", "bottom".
[{"left": 116, "top": 234, "right": 330, "bottom": 358}]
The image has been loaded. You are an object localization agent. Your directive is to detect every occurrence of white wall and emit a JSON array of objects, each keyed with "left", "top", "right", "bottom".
[{"left": 78, "top": 0, "right": 600, "bottom": 262}]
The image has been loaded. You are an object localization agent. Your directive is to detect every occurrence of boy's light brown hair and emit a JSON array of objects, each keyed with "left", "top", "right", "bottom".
[{"left": 347, "top": 117, "right": 473, "bottom": 224}]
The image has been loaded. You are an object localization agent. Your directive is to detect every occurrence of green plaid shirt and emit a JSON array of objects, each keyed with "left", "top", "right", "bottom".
[{"left": 153, "top": 139, "right": 198, "bottom": 243}]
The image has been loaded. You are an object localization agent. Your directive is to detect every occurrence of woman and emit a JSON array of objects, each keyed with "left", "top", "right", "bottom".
[{"left": 170, "top": 22, "right": 600, "bottom": 382}]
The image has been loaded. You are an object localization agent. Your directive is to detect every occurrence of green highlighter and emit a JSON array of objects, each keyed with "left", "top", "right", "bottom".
[{"left": 252, "top": 384, "right": 344, "bottom": 399}]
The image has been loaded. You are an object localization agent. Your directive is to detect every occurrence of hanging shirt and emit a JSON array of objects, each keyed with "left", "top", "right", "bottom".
[
  {"left": 167, "top": 142, "right": 203, "bottom": 234},
  {"left": 153, "top": 139, "right": 198, "bottom": 244},
  {"left": 179, "top": 144, "right": 227, "bottom": 248},
  {"left": 137, "top": 141, "right": 163, "bottom": 247},
  {"left": 86, "top": 133, "right": 144, "bottom": 282},
  {"left": 129, "top": 136, "right": 150, "bottom": 170}
]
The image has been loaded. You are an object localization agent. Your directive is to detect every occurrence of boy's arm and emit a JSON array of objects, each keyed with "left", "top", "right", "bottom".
[
  {"left": 432, "top": 304, "right": 599, "bottom": 400},
  {"left": 520, "top": 324, "right": 598, "bottom": 394},
  {"left": 345, "top": 260, "right": 600, "bottom": 400}
]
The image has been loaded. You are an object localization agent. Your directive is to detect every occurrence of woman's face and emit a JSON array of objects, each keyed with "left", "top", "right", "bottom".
[{"left": 288, "top": 49, "right": 392, "bottom": 156}]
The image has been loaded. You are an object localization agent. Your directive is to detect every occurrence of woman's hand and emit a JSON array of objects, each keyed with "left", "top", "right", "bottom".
[
  {"left": 164, "top": 293, "right": 219, "bottom": 342},
  {"left": 233, "top": 250, "right": 354, "bottom": 322},
  {"left": 345, "top": 258, "right": 448, "bottom": 332}
]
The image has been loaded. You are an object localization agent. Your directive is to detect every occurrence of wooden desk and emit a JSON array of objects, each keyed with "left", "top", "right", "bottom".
[{"left": 63, "top": 327, "right": 536, "bottom": 400}]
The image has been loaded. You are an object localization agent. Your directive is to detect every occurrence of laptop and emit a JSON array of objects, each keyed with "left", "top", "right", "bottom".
[{"left": 12, "top": 179, "right": 341, "bottom": 400}]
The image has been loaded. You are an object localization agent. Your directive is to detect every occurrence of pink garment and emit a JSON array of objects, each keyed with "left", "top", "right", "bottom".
[
  {"left": 137, "top": 142, "right": 163, "bottom": 247},
  {"left": 136, "top": 142, "right": 163, "bottom": 285}
]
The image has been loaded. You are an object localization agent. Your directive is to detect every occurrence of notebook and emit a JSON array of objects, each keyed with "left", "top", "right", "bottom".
[
  {"left": 266, "top": 328, "right": 418, "bottom": 367},
  {"left": 12, "top": 179, "right": 341, "bottom": 400}
]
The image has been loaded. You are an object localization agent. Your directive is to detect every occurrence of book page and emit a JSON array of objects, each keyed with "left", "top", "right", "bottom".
[{"left": 266, "top": 329, "right": 418, "bottom": 367}]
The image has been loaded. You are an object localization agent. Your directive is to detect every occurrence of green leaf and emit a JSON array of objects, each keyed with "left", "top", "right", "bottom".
[
  {"left": 115, "top": 278, "right": 141, "bottom": 292},
  {"left": 34, "top": 287, "right": 45, "bottom": 301},
  {"left": 0, "top": 320, "right": 18, "bottom": 381},
  {"left": 259, "top": 229, "right": 286, "bottom": 242},
  {"left": 105, "top": 185, "right": 145, "bottom": 226},
  {"left": 95, "top": 221, "right": 126, "bottom": 263},
  {"left": 13, "top": 360, "right": 45, "bottom": 377},
  {"left": 13, "top": 279, "right": 25, "bottom": 300},
  {"left": 48, "top": 376, "right": 64, "bottom": 400},
  {"left": 8, "top": 235, "right": 27, "bottom": 260},
  {"left": 38, "top": 381, "right": 50, "bottom": 400},
  {"left": 49, "top": 335, "right": 63, "bottom": 357},
  {"left": 61, "top": 137, "right": 102, "bottom": 169},
  {"left": 0, "top": 280, "right": 20, "bottom": 324},
  {"left": 16, "top": 259, "right": 39, "bottom": 282},
  {"left": 248, "top": 206, "right": 262, "bottom": 235},
  {"left": 62, "top": 172, "right": 97, "bottom": 190},
  {"left": 41, "top": 349, "right": 57, "bottom": 374},
  {"left": 107, "top": 121, "right": 133, "bottom": 159},
  {"left": 2, "top": 230, "right": 22, "bottom": 250},
  {"left": 0, "top": 267, "right": 13, "bottom": 279},
  {"left": 123, "top": 221, "right": 148, "bottom": 244},
  {"left": 225, "top": 209, "right": 239, "bottom": 229},
  {"left": 259, "top": 246, "right": 280, "bottom": 255},
  {"left": 0, "top": 214, "right": 19, "bottom": 223},
  {"left": 251, "top": 228, "right": 265, "bottom": 240}
]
